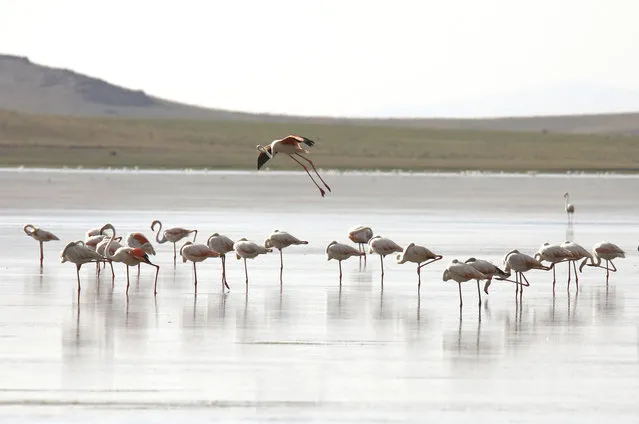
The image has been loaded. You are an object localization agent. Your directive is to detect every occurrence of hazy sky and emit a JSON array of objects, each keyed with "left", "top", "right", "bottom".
[{"left": 2, "top": 0, "right": 639, "bottom": 117}]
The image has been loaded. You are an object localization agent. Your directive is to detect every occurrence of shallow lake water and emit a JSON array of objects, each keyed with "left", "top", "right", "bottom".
[{"left": 0, "top": 168, "right": 638, "bottom": 423}]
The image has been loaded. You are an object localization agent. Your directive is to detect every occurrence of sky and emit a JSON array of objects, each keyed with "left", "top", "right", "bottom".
[{"left": 2, "top": 0, "right": 639, "bottom": 118}]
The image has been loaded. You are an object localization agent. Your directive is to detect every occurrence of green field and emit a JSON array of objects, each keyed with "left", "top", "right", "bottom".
[{"left": 1, "top": 109, "right": 638, "bottom": 172}]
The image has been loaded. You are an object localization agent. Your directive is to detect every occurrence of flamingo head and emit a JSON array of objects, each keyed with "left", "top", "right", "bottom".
[
  {"left": 151, "top": 220, "right": 161, "bottom": 231},
  {"left": 264, "top": 239, "right": 273, "bottom": 249},
  {"left": 130, "top": 248, "right": 152, "bottom": 264},
  {"left": 442, "top": 269, "right": 451, "bottom": 281},
  {"left": 464, "top": 257, "right": 476, "bottom": 263},
  {"left": 100, "top": 223, "right": 115, "bottom": 237},
  {"left": 257, "top": 145, "right": 274, "bottom": 169}
]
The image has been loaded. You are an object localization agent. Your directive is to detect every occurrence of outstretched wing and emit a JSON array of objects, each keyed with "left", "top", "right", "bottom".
[
  {"left": 282, "top": 135, "right": 315, "bottom": 150},
  {"left": 257, "top": 150, "right": 271, "bottom": 170}
]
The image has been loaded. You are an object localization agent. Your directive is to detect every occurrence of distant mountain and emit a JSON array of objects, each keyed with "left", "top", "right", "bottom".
[{"left": 2, "top": 53, "right": 639, "bottom": 134}]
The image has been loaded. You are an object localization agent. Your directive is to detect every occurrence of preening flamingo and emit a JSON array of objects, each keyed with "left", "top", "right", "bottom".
[
  {"left": 151, "top": 220, "right": 198, "bottom": 266},
  {"left": 23, "top": 224, "right": 59, "bottom": 267},
  {"left": 59, "top": 241, "right": 103, "bottom": 292},
  {"left": 95, "top": 235, "right": 123, "bottom": 281},
  {"left": 503, "top": 249, "right": 549, "bottom": 302},
  {"left": 100, "top": 224, "right": 160, "bottom": 295},
  {"left": 564, "top": 192, "right": 575, "bottom": 224},
  {"left": 180, "top": 241, "right": 221, "bottom": 293},
  {"left": 264, "top": 230, "right": 308, "bottom": 283},
  {"left": 233, "top": 238, "right": 271, "bottom": 290},
  {"left": 534, "top": 242, "right": 574, "bottom": 293},
  {"left": 579, "top": 242, "right": 625, "bottom": 283},
  {"left": 125, "top": 230, "right": 156, "bottom": 276},
  {"left": 442, "top": 259, "right": 488, "bottom": 307},
  {"left": 368, "top": 236, "right": 403, "bottom": 287},
  {"left": 207, "top": 233, "right": 235, "bottom": 289},
  {"left": 396, "top": 243, "right": 443, "bottom": 290},
  {"left": 256, "top": 135, "right": 331, "bottom": 197},
  {"left": 326, "top": 241, "right": 364, "bottom": 284},
  {"left": 348, "top": 225, "right": 374, "bottom": 266},
  {"left": 464, "top": 258, "right": 509, "bottom": 304}
]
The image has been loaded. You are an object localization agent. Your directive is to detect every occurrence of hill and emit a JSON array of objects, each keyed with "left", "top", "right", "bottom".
[{"left": 2, "top": 53, "right": 639, "bottom": 134}]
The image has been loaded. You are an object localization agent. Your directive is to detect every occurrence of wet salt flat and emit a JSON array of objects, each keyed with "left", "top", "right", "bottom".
[{"left": 0, "top": 169, "right": 638, "bottom": 423}]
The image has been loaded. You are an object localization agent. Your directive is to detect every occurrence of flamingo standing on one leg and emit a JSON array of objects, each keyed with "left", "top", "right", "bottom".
[
  {"left": 207, "top": 233, "right": 234, "bottom": 290},
  {"left": 564, "top": 192, "right": 575, "bottom": 225},
  {"left": 503, "top": 249, "right": 550, "bottom": 303},
  {"left": 180, "top": 241, "right": 220, "bottom": 293},
  {"left": 442, "top": 259, "right": 488, "bottom": 308},
  {"left": 151, "top": 220, "right": 198, "bottom": 266},
  {"left": 368, "top": 236, "right": 403, "bottom": 288},
  {"left": 233, "top": 238, "right": 271, "bottom": 291},
  {"left": 580, "top": 242, "right": 625, "bottom": 284},
  {"left": 326, "top": 241, "right": 365, "bottom": 285},
  {"left": 464, "top": 258, "right": 509, "bottom": 305},
  {"left": 396, "top": 243, "right": 443, "bottom": 291},
  {"left": 534, "top": 242, "right": 574, "bottom": 294},
  {"left": 348, "top": 225, "right": 374, "bottom": 267},
  {"left": 100, "top": 224, "right": 160, "bottom": 295},
  {"left": 60, "top": 241, "right": 104, "bottom": 293},
  {"left": 264, "top": 230, "right": 308, "bottom": 284},
  {"left": 256, "top": 135, "right": 331, "bottom": 197},
  {"left": 23, "top": 224, "right": 60, "bottom": 267}
]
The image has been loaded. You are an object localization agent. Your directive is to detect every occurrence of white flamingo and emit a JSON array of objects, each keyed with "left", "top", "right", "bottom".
[
  {"left": 560, "top": 241, "right": 593, "bottom": 290},
  {"left": 180, "top": 241, "right": 221, "bottom": 293},
  {"left": 23, "top": 224, "right": 59, "bottom": 267},
  {"left": 233, "top": 238, "right": 271, "bottom": 290},
  {"left": 534, "top": 242, "right": 574, "bottom": 293},
  {"left": 264, "top": 230, "right": 308, "bottom": 283},
  {"left": 95, "top": 236, "right": 123, "bottom": 281},
  {"left": 59, "top": 241, "right": 103, "bottom": 293},
  {"left": 564, "top": 192, "right": 575, "bottom": 224},
  {"left": 503, "top": 249, "right": 549, "bottom": 302},
  {"left": 326, "top": 241, "right": 364, "bottom": 284},
  {"left": 368, "top": 236, "right": 404, "bottom": 287},
  {"left": 396, "top": 243, "right": 443, "bottom": 290},
  {"left": 151, "top": 220, "right": 198, "bottom": 266},
  {"left": 442, "top": 259, "right": 488, "bottom": 307},
  {"left": 348, "top": 225, "right": 374, "bottom": 266},
  {"left": 579, "top": 242, "right": 625, "bottom": 283},
  {"left": 100, "top": 224, "right": 160, "bottom": 295},
  {"left": 207, "top": 233, "right": 235, "bottom": 289},
  {"left": 465, "top": 258, "right": 509, "bottom": 304},
  {"left": 256, "top": 135, "right": 331, "bottom": 197}
]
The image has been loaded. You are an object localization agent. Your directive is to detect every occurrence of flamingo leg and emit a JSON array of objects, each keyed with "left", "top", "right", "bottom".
[
  {"left": 338, "top": 260, "right": 343, "bottom": 285},
  {"left": 193, "top": 262, "right": 198, "bottom": 293},
  {"left": 361, "top": 243, "right": 367, "bottom": 265},
  {"left": 609, "top": 260, "right": 618, "bottom": 272},
  {"left": 288, "top": 155, "right": 326, "bottom": 197},
  {"left": 567, "top": 260, "right": 572, "bottom": 291},
  {"left": 137, "top": 263, "right": 140, "bottom": 277},
  {"left": 418, "top": 256, "right": 443, "bottom": 270},
  {"left": 126, "top": 266, "right": 130, "bottom": 294},
  {"left": 243, "top": 258, "right": 249, "bottom": 290},
  {"left": 294, "top": 153, "right": 332, "bottom": 192},
  {"left": 279, "top": 249, "right": 284, "bottom": 285},
  {"left": 417, "top": 265, "right": 421, "bottom": 291},
  {"left": 173, "top": 243, "right": 177, "bottom": 267},
  {"left": 552, "top": 264, "right": 556, "bottom": 295},
  {"left": 476, "top": 280, "right": 481, "bottom": 306},
  {"left": 109, "top": 261, "right": 115, "bottom": 287},
  {"left": 379, "top": 255, "right": 384, "bottom": 289},
  {"left": 152, "top": 264, "right": 159, "bottom": 295},
  {"left": 573, "top": 261, "right": 579, "bottom": 289},
  {"left": 76, "top": 263, "right": 82, "bottom": 293},
  {"left": 458, "top": 282, "right": 463, "bottom": 308}
]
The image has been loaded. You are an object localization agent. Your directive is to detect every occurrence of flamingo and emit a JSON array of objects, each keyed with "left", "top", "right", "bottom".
[
  {"left": 264, "top": 230, "right": 308, "bottom": 283},
  {"left": 564, "top": 192, "right": 575, "bottom": 224},
  {"left": 534, "top": 242, "right": 574, "bottom": 294},
  {"left": 125, "top": 230, "right": 156, "bottom": 275},
  {"left": 368, "top": 236, "right": 403, "bottom": 287},
  {"left": 464, "top": 258, "right": 509, "bottom": 304},
  {"left": 151, "top": 220, "right": 198, "bottom": 266},
  {"left": 560, "top": 241, "right": 593, "bottom": 290},
  {"left": 23, "top": 224, "right": 60, "bottom": 267},
  {"left": 503, "top": 249, "right": 550, "bottom": 302},
  {"left": 207, "top": 233, "right": 234, "bottom": 289},
  {"left": 326, "top": 241, "right": 365, "bottom": 284},
  {"left": 180, "top": 241, "right": 221, "bottom": 293},
  {"left": 85, "top": 227, "right": 104, "bottom": 238},
  {"left": 579, "top": 242, "right": 625, "bottom": 283},
  {"left": 348, "top": 225, "right": 374, "bottom": 266},
  {"left": 95, "top": 235, "right": 123, "bottom": 281},
  {"left": 396, "top": 243, "right": 443, "bottom": 290},
  {"left": 59, "top": 241, "right": 103, "bottom": 292},
  {"left": 233, "top": 238, "right": 271, "bottom": 290},
  {"left": 442, "top": 259, "right": 488, "bottom": 307},
  {"left": 100, "top": 224, "right": 160, "bottom": 295},
  {"left": 85, "top": 234, "right": 106, "bottom": 274},
  {"left": 256, "top": 135, "right": 331, "bottom": 197}
]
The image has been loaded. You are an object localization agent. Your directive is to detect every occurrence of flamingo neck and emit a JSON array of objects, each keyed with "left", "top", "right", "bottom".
[{"left": 152, "top": 221, "right": 167, "bottom": 244}]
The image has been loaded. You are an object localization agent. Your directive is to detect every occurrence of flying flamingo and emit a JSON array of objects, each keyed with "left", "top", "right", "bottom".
[
  {"left": 180, "top": 241, "right": 221, "bottom": 293},
  {"left": 326, "top": 241, "right": 365, "bottom": 284},
  {"left": 534, "top": 242, "right": 574, "bottom": 294},
  {"left": 151, "top": 220, "right": 198, "bottom": 266},
  {"left": 396, "top": 243, "right": 443, "bottom": 290},
  {"left": 368, "top": 236, "right": 403, "bottom": 287},
  {"left": 59, "top": 241, "right": 103, "bottom": 293},
  {"left": 23, "top": 224, "right": 60, "bottom": 267},
  {"left": 207, "top": 233, "right": 234, "bottom": 289},
  {"left": 579, "top": 242, "right": 625, "bottom": 283},
  {"left": 560, "top": 241, "right": 593, "bottom": 289},
  {"left": 264, "top": 230, "right": 308, "bottom": 283},
  {"left": 564, "top": 192, "right": 575, "bottom": 225},
  {"left": 442, "top": 259, "right": 488, "bottom": 307},
  {"left": 100, "top": 224, "right": 160, "bottom": 295},
  {"left": 503, "top": 249, "right": 549, "bottom": 302},
  {"left": 125, "top": 230, "right": 156, "bottom": 275},
  {"left": 233, "top": 238, "right": 271, "bottom": 290},
  {"left": 256, "top": 135, "right": 331, "bottom": 197},
  {"left": 464, "top": 258, "right": 509, "bottom": 305},
  {"left": 348, "top": 225, "right": 374, "bottom": 266}
]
